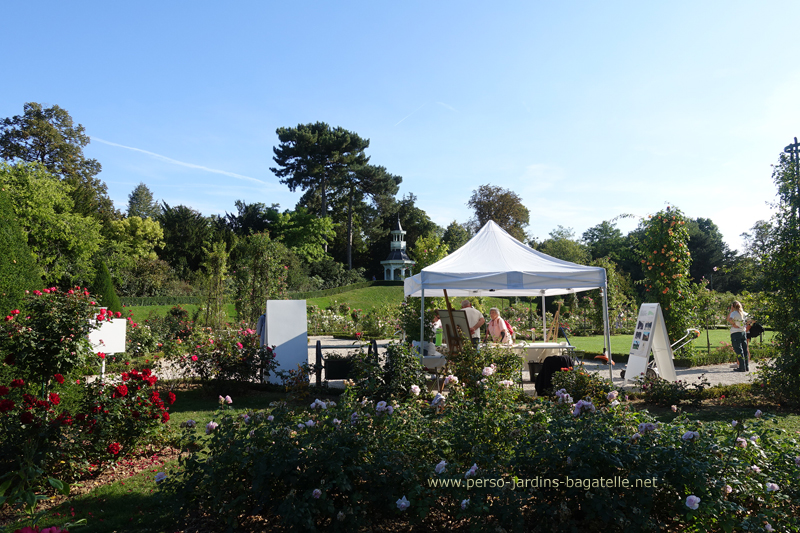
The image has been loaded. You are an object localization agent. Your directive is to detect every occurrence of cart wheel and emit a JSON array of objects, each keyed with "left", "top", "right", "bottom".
[
  {"left": 620, "top": 370, "right": 626, "bottom": 380},
  {"left": 646, "top": 368, "right": 658, "bottom": 380}
]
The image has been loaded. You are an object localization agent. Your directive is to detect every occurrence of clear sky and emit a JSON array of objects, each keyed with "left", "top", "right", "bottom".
[{"left": 3, "top": 1, "right": 800, "bottom": 251}]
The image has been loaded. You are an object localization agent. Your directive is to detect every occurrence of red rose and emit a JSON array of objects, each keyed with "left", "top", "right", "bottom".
[
  {"left": 161, "top": 412, "right": 170, "bottom": 423},
  {"left": 115, "top": 385, "right": 128, "bottom": 397},
  {"left": 49, "top": 392, "right": 61, "bottom": 405},
  {"left": 97, "top": 352, "right": 105, "bottom": 360},
  {"left": 121, "top": 372, "right": 129, "bottom": 382},
  {"left": 0, "top": 399, "right": 14, "bottom": 412},
  {"left": 54, "top": 374, "right": 65, "bottom": 384},
  {"left": 10, "top": 379, "right": 24, "bottom": 388},
  {"left": 167, "top": 392, "right": 176, "bottom": 405},
  {"left": 19, "top": 411, "right": 34, "bottom": 424},
  {"left": 0, "top": 386, "right": 9, "bottom": 396},
  {"left": 107, "top": 442, "right": 121, "bottom": 455}
]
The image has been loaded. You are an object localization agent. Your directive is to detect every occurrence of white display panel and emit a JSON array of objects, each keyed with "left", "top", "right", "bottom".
[
  {"left": 88, "top": 318, "right": 127, "bottom": 354},
  {"left": 263, "top": 300, "right": 309, "bottom": 384}
]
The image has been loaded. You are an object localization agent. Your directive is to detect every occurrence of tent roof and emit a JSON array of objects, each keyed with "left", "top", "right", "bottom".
[{"left": 404, "top": 220, "right": 606, "bottom": 297}]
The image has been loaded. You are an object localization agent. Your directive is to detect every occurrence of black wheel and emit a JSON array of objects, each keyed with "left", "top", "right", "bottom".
[
  {"left": 646, "top": 368, "right": 658, "bottom": 380},
  {"left": 620, "top": 370, "right": 626, "bottom": 379}
]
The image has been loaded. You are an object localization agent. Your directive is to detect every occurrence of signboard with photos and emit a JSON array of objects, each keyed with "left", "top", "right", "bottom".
[{"left": 623, "top": 303, "right": 677, "bottom": 383}]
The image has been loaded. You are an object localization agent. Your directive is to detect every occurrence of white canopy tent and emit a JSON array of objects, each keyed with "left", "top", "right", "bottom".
[{"left": 404, "top": 220, "right": 614, "bottom": 381}]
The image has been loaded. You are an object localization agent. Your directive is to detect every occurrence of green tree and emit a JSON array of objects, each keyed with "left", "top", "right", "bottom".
[
  {"left": 538, "top": 226, "right": 591, "bottom": 264},
  {"left": 0, "top": 102, "right": 117, "bottom": 222},
  {"left": 442, "top": 221, "right": 471, "bottom": 253},
  {"left": 582, "top": 220, "right": 625, "bottom": 261},
  {"left": 0, "top": 162, "right": 102, "bottom": 286},
  {"left": 201, "top": 241, "right": 229, "bottom": 329},
  {"left": 686, "top": 218, "right": 727, "bottom": 285},
  {"left": 107, "top": 216, "right": 165, "bottom": 260},
  {"left": 126, "top": 182, "right": 161, "bottom": 219},
  {"left": 157, "top": 203, "right": 212, "bottom": 278},
  {"left": 466, "top": 184, "right": 529, "bottom": 242},
  {"left": 760, "top": 146, "right": 800, "bottom": 405},
  {"left": 267, "top": 207, "right": 336, "bottom": 263},
  {"left": 638, "top": 207, "right": 698, "bottom": 341},
  {"left": 0, "top": 188, "right": 41, "bottom": 313},
  {"left": 271, "top": 122, "right": 370, "bottom": 220},
  {"left": 90, "top": 258, "right": 123, "bottom": 314},
  {"left": 587, "top": 257, "right": 635, "bottom": 333},
  {"left": 410, "top": 233, "right": 449, "bottom": 275},
  {"left": 231, "top": 233, "right": 288, "bottom": 326}
]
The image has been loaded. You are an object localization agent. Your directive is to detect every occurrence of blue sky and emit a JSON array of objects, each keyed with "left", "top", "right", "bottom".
[{"left": 3, "top": 1, "right": 800, "bottom": 252}]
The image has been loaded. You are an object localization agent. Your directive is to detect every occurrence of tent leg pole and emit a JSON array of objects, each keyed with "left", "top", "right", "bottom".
[
  {"left": 420, "top": 289, "right": 425, "bottom": 351},
  {"left": 602, "top": 281, "right": 613, "bottom": 383},
  {"left": 542, "top": 295, "right": 546, "bottom": 342}
]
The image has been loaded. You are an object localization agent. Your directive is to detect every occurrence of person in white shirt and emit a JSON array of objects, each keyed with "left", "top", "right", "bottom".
[
  {"left": 727, "top": 301, "right": 749, "bottom": 372},
  {"left": 460, "top": 300, "right": 485, "bottom": 347}
]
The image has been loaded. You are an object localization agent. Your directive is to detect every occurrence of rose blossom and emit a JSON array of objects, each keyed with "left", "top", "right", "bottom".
[
  {"left": 155, "top": 472, "right": 167, "bottom": 483},
  {"left": 685, "top": 495, "right": 700, "bottom": 510},
  {"left": 396, "top": 495, "right": 410, "bottom": 511},
  {"left": 481, "top": 366, "right": 495, "bottom": 377},
  {"left": 206, "top": 421, "right": 219, "bottom": 434},
  {"left": 755, "top": 409, "right": 763, "bottom": 418},
  {"left": 736, "top": 437, "right": 747, "bottom": 448},
  {"left": 312, "top": 488, "right": 322, "bottom": 499},
  {"left": 411, "top": 385, "right": 421, "bottom": 396},
  {"left": 435, "top": 460, "right": 446, "bottom": 474},
  {"left": 724, "top": 485, "right": 732, "bottom": 494},
  {"left": 766, "top": 482, "right": 779, "bottom": 492},
  {"left": 461, "top": 498, "right": 469, "bottom": 510}
]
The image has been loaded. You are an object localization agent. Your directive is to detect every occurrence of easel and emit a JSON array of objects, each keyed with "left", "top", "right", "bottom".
[
  {"left": 546, "top": 302, "right": 562, "bottom": 342},
  {"left": 442, "top": 289, "right": 464, "bottom": 353}
]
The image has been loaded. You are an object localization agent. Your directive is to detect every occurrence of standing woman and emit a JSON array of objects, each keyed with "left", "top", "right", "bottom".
[
  {"left": 728, "top": 301, "right": 749, "bottom": 372},
  {"left": 485, "top": 307, "right": 512, "bottom": 344}
]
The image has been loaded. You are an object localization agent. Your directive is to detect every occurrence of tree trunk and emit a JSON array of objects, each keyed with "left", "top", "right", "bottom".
[{"left": 347, "top": 191, "right": 353, "bottom": 270}]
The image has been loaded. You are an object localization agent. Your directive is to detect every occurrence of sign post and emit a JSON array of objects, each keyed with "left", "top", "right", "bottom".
[{"left": 623, "top": 303, "right": 676, "bottom": 383}]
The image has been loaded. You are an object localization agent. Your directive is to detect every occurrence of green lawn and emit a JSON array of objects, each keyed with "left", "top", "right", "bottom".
[
  {"left": 125, "top": 303, "right": 237, "bottom": 322},
  {"left": 567, "top": 328, "right": 776, "bottom": 356}
]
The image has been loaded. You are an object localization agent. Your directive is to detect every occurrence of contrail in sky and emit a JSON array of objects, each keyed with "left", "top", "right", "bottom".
[
  {"left": 92, "top": 137, "right": 267, "bottom": 185},
  {"left": 394, "top": 102, "right": 428, "bottom": 127}
]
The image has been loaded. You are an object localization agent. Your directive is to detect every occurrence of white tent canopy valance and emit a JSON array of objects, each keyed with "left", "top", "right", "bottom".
[
  {"left": 404, "top": 220, "right": 606, "bottom": 298},
  {"left": 403, "top": 220, "right": 614, "bottom": 380}
]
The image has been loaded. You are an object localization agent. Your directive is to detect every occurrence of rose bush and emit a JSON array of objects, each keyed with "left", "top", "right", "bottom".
[{"left": 162, "top": 385, "right": 800, "bottom": 531}]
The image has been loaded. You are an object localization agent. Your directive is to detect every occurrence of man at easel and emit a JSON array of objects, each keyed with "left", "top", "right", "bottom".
[{"left": 461, "top": 299, "right": 485, "bottom": 347}]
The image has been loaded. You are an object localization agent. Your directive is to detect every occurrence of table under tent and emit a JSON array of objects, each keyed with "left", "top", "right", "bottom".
[{"left": 403, "top": 220, "right": 615, "bottom": 384}]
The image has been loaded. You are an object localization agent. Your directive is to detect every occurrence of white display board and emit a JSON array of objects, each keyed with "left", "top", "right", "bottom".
[
  {"left": 263, "top": 300, "right": 308, "bottom": 384},
  {"left": 623, "top": 303, "right": 677, "bottom": 383},
  {"left": 89, "top": 318, "right": 127, "bottom": 354}
]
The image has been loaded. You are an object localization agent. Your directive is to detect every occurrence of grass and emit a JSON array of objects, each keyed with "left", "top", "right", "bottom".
[{"left": 567, "top": 328, "right": 777, "bottom": 356}]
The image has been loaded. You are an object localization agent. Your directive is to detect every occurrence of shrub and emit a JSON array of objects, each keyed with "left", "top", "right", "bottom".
[
  {"left": 90, "top": 258, "right": 123, "bottom": 314},
  {"left": 162, "top": 389, "right": 800, "bottom": 532},
  {"left": 636, "top": 374, "right": 710, "bottom": 408},
  {"left": 350, "top": 342, "right": 427, "bottom": 402},
  {"left": 551, "top": 364, "right": 616, "bottom": 403},
  {"left": 0, "top": 189, "right": 41, "bottom": 315}
]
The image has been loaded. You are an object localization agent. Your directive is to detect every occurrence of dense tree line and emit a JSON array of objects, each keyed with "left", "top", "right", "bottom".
[{"left": 0, "top": 103, "right": 781, "bottom": 326}]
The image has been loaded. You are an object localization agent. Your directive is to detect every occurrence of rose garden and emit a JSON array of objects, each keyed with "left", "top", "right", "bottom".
[{"left": 1, "top": 109, "right": 800, "bottom": 532}]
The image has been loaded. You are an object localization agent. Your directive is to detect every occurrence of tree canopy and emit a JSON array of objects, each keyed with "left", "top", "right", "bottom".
[
  {"left": 0, "top": 102, "right": 117, "bottom": 223},
  {"left": 442, "top": 221, "right": 471, "bottom": 252},
  {"left": 127, "top": 182, "right": 161, "bottom": 219},
  {"left": 467, "top": 184, "right": 529, "bottom": 242},
  {"left": 538, "top": 226, "right": 591, "bottom": 265},
  {"left": 271, "top": 122, "right": 370, "bottom": 219}
]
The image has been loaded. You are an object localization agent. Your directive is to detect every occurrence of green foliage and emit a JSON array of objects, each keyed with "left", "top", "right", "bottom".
[
  {"left": 0, "top": 366, "right": 171, "bottom": 516},
  {"left": 231, "top": 233, "right": 288, "bottom": 326},
  {"left": 0, "top": 188, "right": 41, "bottom": 314},
  {"left": 538, "top": 225, "right": 591, "bottom": 264},
  {"left": 441, "top": 220, "right": 470, "bottom": 252},
  {"left": 350, "top": 342, "right": 427, "bottom": 402},
  {"left": 157, "top": 203, "right": 212, "bottom": 278},
  {"left": 0, "top": 287, "right": 104, "bottom": 383},
  {"left": 409, "top": 232, "right": 448, "bottom": 274},
  {"left": 466, "top": 183, "right": 529, "bottom": 242},
  {"left": 200, "top": 241, "right": 229, "bottom": 329},
  {"left": 126, "top": 182, "right": 161, "bottom": 219},
  {"left": 161, "top": 388, "right": 800, "bottom": 531},
  {"left": 551, "top": 365, "right": 615, "bottom": 404},
  {"left": 0, "top": 162, "right": 103, "bottom": 286},
  {"left": 639, "top": 206, "right": 699, "bottom": 341},
  {"left": 397, "top": 296, "right": 445, "bottom": 343},
  {"left": 90, "top": 259, "right": 122, "bottom": 314},
  {"left": 760, "top": 147, "right": 800, "bottom": 406},
  {"left": 0, "top": 102, "right": 116, "bottom": 223},
  {"left": 445, "top": 341, "right": 522, "bottom": 392},
  {"left": 583, "top": 220, "right": 625, "bottom": 262},
  {"left": 636, "top": 374, "right": 710, "bottom": 408},
  {"left": 271, "top": 122, "right": 370, "bottom": 219}
]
